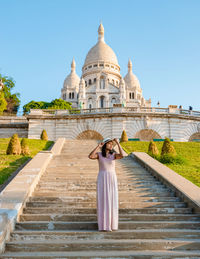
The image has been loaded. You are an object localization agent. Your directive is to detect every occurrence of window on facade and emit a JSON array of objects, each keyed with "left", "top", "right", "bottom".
[
  {"left": 129, "top": 92, "right": 134, "bottom": 99},
  {"left": 111, "top": 66, "right": 114, "bottom": 68},
  {"left": 94, "top": 78, "right": 96, "bottom": 83},
  {"left": 111, "top": 98, "right": 116, "bottom": 104},
  {"left": 89, "top": 79, "right": 92, "bottom": 85},
  {"left": 100, "top": 64, "right": 104, "bottom": 67},
  {"left": 112, "top": 79, "right": 115, "bottom": 85},
  {"left": 72, "top": 92, "right": 74, "bottom": 99},
  {"left": 94, "top": 64, "right": 98, "bottom": 67},
  {"left": 105, "top": 64, "right": 109, "bottom": 67},
  {"left": 69, "top": 92, "right": 72, "bottom": 99},
  {"left": 85, "top": 81, "right": 87, "bottom": 87},
  {"left": 89, "top": 65, "right": 92, "bottom": 69},
  {"left": 100, "top": 96, "right": 105, "bottom": 108},
  {"left": 100, "top": 76, "right": 105, "bottom": 89},
  {"left": 85, "top": 67, "right": 87, "bottom": 70}
]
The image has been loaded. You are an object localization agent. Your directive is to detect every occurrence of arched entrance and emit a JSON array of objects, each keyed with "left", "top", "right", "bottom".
[
  {"left": 76, "top": 130, "right": 103, "bottom": 140},
  {"left": 87, "top": 98, "right": 93, "bottom": 109},
  {"left": 188, "top": 132, "right": 200, "bottom": 142},
  {"left": 134, "top": 129, "right": 161, "bottom": 141},
  {"left": 111, "top": 97, "right": 117, "bottom": 107}
]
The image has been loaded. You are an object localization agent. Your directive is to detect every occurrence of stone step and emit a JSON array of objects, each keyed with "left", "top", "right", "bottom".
[
  {"left": 29, "top": 196, "right": 181, "bottom": 202},
  {"left": 25, "top": 201, "right": 187, "bottom": 208},
  {"left": 23, "top": 207, "right": 192, "bottom": 214},
  {"left": 2, "top": 250, "right": 200, "bottom": 258},
  {"left": 19, "top": 213, "right": 200, "bottom": 222},
  {"left": 15, "top": 221, "right": 200, "bottom": 231},
  {"left": 34, "top": 186, "right": 170, "bottom": 192},
  {"left": 3, "top": 140, "right": 199, "bottom": 257},
  {"left": 36, "top": 183, "right": 165, "bottom": 189},
  {"left": 5, "top": 239, "right": 200, "bottom": 252},
  {"left": 32, "top": 191, "right": 176, "bottom": 197},
  {"left": 10, "top": 229, "right": 200, "bottom": 241},
  {"left": 37, "top": 180, "right": 162, "bottom": 186}
]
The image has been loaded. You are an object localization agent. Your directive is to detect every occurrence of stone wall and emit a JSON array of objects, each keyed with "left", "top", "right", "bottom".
[
  {"left": 27, "top": 112, "right": 200, "bottom": 142},
  {"left": 0, "top": 117, "right": 28, "bottom": 138}
]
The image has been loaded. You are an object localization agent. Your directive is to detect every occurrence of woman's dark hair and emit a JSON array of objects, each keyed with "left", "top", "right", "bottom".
[{"left": 101, "top": 141, "right": 115, "bottom": 157}]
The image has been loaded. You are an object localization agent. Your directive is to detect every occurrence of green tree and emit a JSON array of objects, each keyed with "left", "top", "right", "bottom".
[
  {"left": 23, "top": 101, "right": 50, "bottom": 113},
  {"left": 0, "top": 91, "right": 7, "bottom": 114},
  {"left": 23, "top": 99, "right": 72, "bottom": 114},
  {"left": 0, "top": 74, "right": 20, "bottom": 113},
  {"left": 48, "top": 99, "right": 72, "bottom": 110}
]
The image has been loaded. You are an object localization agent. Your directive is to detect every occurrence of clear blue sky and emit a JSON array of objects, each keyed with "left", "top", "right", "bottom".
[{"left": 1, "top": 0, "right": 200, "bottom": 111}]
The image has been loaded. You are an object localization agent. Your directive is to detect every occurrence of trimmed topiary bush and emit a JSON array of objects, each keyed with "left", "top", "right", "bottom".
[
  {"left": 41, "top": 129, "right": 48, "bottom": 141},
  {"left": 148, "top": 141, "right": 159, "bottom": 157},
  {"left": 120, "top": 130, "right": 128, "bottom": 143},
  {"left": 21, "top": 138, "right": 30, "bottom": 155},
  {"left": 161, "top": 137, "right": 176, "bottom": 156},
  {"left": 6, "top": 134, "right": 21, "bottom": 155}
]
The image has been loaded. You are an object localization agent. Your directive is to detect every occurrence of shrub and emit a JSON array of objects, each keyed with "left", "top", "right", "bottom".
[
  {"left": 148, "top": 141, "right": 159, "bottom": 157},
  {"left": 120, "top": 130, "right": 128, "bottom": 142},
  {"left": 159, "top": 154, "right": 186, "bottom": 165},
  {"left": 41, "top": 129, "right": 48, "bottom": 141},
  {"left": 6, "top": 134, "right": 21, "bottom": 155},
  {"left": 161, "top": 137, "right": 176, "bottom": 156},
  {"left": 21, "top": 138, "right": 30, "bottom": 155}
]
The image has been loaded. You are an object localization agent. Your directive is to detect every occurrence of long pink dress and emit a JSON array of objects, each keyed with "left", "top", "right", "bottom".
[{"left": 97, "top": 152, "right": 118, "bottom": 231}]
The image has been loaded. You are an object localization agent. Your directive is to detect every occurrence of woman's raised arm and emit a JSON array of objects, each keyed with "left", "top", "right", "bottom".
[
  {"left": 113, "top": 138, "right": 124, "bottom": 159},
  {"left": 88, "top": 142, "right": 103, "bottom": 160}
]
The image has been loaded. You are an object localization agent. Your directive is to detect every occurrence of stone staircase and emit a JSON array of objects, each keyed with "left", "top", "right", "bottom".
[{"left": 2, "top": 140, "right": 200, "bottom": 258}]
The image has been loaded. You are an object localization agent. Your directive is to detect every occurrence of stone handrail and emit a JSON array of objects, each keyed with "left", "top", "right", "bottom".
[
  {"left": 132, "top": 152, "right": 200, "bottom": 213},
  {"left": 29, "top": 107, "right": 200, "bottom": 117},
  {"left": 0, "top": 138, "right": 65, "bottom": 253}
]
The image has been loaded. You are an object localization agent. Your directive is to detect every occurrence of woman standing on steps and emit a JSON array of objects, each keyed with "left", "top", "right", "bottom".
[{"left": 88, "top": 138, "right": 124, "bottom": 232}]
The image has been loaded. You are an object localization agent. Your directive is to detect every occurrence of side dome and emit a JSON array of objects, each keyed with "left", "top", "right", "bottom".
[
  {"left": 83, "top": 24, "right": 119, "bottom": 67},
  {"left": 63, "top": 59, "right": 80, "bottom": 89},
  {"left": 124, "top": 59, "right": 140, "bottom": 89}
]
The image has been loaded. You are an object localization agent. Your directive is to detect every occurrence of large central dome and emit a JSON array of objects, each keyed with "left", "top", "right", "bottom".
[{"left": 83, "top": 24, "right": 119, "bottom": 67}]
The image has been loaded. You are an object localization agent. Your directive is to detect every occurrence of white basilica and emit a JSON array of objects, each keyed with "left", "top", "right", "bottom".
[{"left": 61, "top": 24, "right": 151, "bottom": 109}]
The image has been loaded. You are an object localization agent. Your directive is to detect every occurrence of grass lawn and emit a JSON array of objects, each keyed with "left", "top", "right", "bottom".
[
  {"left": 0, "top": 139, "right": 54, "bottom": 185},
  {"left": 121, "top": 141, "right": 200, "bottom": 187}
]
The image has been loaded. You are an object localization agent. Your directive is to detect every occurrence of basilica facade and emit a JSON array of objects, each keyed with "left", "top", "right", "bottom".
[{"left": 61, "top": 24, "right": 151, "bottom": 109}]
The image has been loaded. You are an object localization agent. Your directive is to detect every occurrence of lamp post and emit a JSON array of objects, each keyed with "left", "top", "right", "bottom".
[{"left": 157, "top": 101, "right": 160, "bottom": 108}]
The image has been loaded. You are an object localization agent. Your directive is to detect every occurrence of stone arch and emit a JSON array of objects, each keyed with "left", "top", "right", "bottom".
[
  {"left": 76, "top": 130, "right": 103, "bottom": 140},
  {"left": 134, "top": 129, "right": 161, "bottom": 141},
  {"left": 188, "top": 132, "right": 200, "bottom": 142}
]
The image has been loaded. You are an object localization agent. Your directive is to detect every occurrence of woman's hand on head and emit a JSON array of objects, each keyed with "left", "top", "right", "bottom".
[
  {"left": 98, "top": 142, "right": 104, "bottom": 148},
  {"left": 113, "top": 138, "right": 119, "bottom": 144}
]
